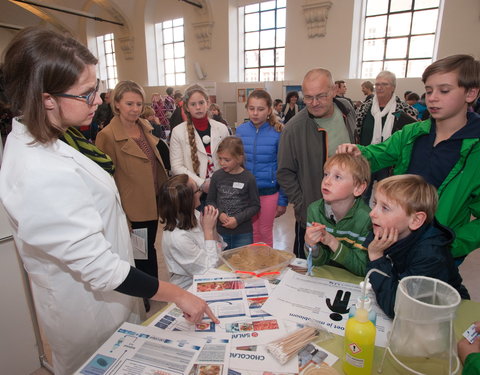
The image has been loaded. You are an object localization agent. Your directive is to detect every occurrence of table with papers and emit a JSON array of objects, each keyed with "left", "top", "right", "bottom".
[{"left": 75, "top": 264, "right": 480, "bottom": 375}]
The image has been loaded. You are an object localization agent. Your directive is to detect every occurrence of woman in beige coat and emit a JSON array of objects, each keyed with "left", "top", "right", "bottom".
[{"left": 96, "top": 81, "right": 168, "bottom": 302}]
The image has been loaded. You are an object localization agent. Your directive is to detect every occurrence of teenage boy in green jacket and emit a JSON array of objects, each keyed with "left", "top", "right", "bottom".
[{"left": 338, "top": 54, "right": 480, "bottom": 263}]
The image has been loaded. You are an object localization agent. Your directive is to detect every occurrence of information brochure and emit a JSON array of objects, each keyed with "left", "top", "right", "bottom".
[
  {"left": 262, "top": 269, "right": 392, "bottom": 347},
  {"left": 75, "top": 322, "right": 210, "bottom": 375}
]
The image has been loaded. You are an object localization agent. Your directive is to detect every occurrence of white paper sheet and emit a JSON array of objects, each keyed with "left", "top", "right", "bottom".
[
  {"left": 262, "top": 269, "right": 392, "bottom": 347},
  {"left": 75, "top": 322, "right": 205, "bottom": 375}
]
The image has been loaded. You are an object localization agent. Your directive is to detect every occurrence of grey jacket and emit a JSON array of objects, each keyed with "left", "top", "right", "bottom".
[{"left": 277, "top": 98, "right": 356, "bottom": 226}]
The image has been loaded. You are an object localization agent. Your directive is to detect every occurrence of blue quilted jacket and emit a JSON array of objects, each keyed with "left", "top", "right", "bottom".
[{"left": 236, "top": 121, "right": 288, "bottom": 206}]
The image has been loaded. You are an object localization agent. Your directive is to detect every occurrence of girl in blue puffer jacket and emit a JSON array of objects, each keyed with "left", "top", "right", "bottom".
[{"left": 236, "top": 89, "right": 288, "bottom": 247}]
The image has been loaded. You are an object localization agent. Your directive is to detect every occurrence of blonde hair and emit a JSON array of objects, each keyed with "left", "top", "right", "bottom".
[
  {"left": 246, "top": 89, "right": 283, "bottom": 132},
  {"left": 141, "top": 105, "right": 155, "bottom": 119},
  {"left": 375, "top": 174, "right": 438, "bottom": 223},
  {"left": 324, "top": 153, "right": 371, "bottom": 188},
  {"left": 183, "top": 84, "right": 209, "bottom": 175},
  {"left": 111, "top": 80, "right": 145, "bottom": 116},
  {"left": 217, "top": 136, "right": 245, "bottom": 167}
]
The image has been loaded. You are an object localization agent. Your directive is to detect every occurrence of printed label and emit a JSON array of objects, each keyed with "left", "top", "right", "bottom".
[
  {"left": 345, "top": 353, "right": 365, "bottom": 368},
  {"left": 233, "top": 182, "right": 244, "bottom": 189}
]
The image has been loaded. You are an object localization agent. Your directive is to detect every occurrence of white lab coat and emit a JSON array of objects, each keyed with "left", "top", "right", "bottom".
[
  {"left": 0, "top": 119, "right": 141, "bottom": 374},
  {"left": 162, "top": 211, "right": 224, "bottom": 289},
  {"left": 169, "top": 119, "right": 230, "bottom": 187}
]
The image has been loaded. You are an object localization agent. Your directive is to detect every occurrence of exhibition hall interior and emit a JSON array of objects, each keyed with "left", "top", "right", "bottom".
[{"left": 0, "top": 0, "right": 479, "bottom": 374}]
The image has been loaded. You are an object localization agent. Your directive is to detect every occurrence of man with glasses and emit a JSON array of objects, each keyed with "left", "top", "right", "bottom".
[{"left": 277, "top": 68, "right": 356, "bottom": 259}]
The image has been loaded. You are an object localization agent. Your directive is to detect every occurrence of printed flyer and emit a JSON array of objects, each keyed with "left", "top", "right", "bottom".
[{"left": 262, "top": 269, "right": 392, "bottom": 347}]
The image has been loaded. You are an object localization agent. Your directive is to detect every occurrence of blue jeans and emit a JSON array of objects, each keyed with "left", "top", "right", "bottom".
[{"left": 222, "top": 232, "right": 253, "bottom": 250}]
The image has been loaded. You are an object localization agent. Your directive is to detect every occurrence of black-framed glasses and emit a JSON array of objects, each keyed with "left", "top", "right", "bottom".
[{"left": 55, "top": 79, "right": 100, "bottom": 106}]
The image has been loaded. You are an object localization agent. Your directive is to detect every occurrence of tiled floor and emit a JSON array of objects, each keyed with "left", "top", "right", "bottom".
[{"left": 31, "top": 204, "right": 480, "bottom": 374}]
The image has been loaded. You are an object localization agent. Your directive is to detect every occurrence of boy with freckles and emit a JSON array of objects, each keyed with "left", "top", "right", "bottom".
[
  {"left": 365, "top": 174, "right": 469, "bottom": 318},
  {"left": 304, "top": 153, "right": 371, "bottom": 276}
]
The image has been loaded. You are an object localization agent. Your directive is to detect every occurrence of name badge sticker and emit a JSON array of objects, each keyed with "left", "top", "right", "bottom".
[{"left": 233, "top": 182, "right": 245, "bottom": 189}]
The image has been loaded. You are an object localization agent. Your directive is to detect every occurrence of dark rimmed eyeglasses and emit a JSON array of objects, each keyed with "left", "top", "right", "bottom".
[{"left": 55, "top": 79, "right": 100, "bottom": 106}]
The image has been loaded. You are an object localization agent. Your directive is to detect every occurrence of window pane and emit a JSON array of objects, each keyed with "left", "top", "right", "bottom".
[
  {"left": 366, "top": 0, "right": 388, "bottom": 16},
  {"left": 163, "top": 20, "right": 172, "bottom": 29},
  {"left": 245, "top": 32, "right": 259, "bottom": 50},
  {"left": 164, "top": 44, "right": 174, "bottom": 59},
  {"left": 407, "top": 59, "right": 431, "bottom": 77},
  {"left": 245, "top": 4, "right": 259, "bottom": 13},
  {"left": 362, "top": 61, "right": 384, "bottom": 78},
  {"left": 165, "top": 59, "right": 175, "bottom": 73},
  {"left": 173, "top": 18, "right": 183, "bottom": 27},
  {"left": 384, "top": 60, "right": 406, "bottom": 77},
  {"left": 390, "top": 0, "right": 412, "bottom": 12},
  {"left": 175, "top": 58, "right": 185, "bottom": 72},
  {"left": 166, "top": 73, "right": 175, "bottom": 86},
  {"left": 415, "top": 0, "right": 439, "bottom": 9},
  {"left": 245, "top": 4, "right": 260, "bottom": 13},
  {"left": 261, "top": 1, "right": 275, "bottom": 11},
  {"left": 245, "top": 68, "right": 259, "bottom": 82},
  {"left": 277, "top": 8, "right": 286, "bottom": 28},
  {"left": 387, "top": 13, "right": 412, "bottom": 37},
  {"left": 245, "top": 13, "right": 259, "bottom": 32},
  {"left": 409, "top": 35, "right": 434, "bottom": 58},
  {"left": 245, "top": 50, "right": 259, "bottom": 68},
  {"left": 260, "top": 29, "right": 276, "bottom": 48},
  {"left": 276, "top": 28, "right": 285, "bottom": 47},
  {"left": 260, "top": 49, "right": 275, "bottom": 66},
  {"left": 364, "top": 15, "right": 387, "bottom": 38},
  {"left": 163, "top": 28, "right": 173, "bottom": 44},
  {"left": 107, "top": 66, "right": 116, "bottom": 77},
  {"left": 176, "top": 73, "right": 186, "bottom": 85},
  {"left": 173, "top": 26, "right": 184, "bottom": 42},
  {"left": 261, "top": 10, "right": 276, "bottom": 29},
  {"left": 412, "top": 9, "right": 438, "bottom": 34},
  {"left": 108, "top": 79, "right": 116, "bottom": 89},
  {"left": 277, "top": 0, "right": 286, "bottom": 8},
  {"left": 386, "top": 38, "right": 408, "bottom": 59},
  {"left": 106, "top": 54, "right": 114, "bottom": 66},
  {"left": 174, "top": 42, "right": 185, "bottom": 58},
  {"left": 275, "top": 67, "right": 284, "bottom": 81},
  {"left": 260, "top": 67, "right": 275, "bottom": 81},
  {"left": 276, "top": 48, "right": 285, "bottom": 66},
  {"left": 105, "top": 40, "right": 113, "bottom": 53},
  {"left": 363, "top": 39, "right": 385, "bottom": 60}
]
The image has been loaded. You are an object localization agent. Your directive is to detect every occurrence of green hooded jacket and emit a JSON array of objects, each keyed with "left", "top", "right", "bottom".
[{"left": 358, "top": 116, "right": 480, "bottom": 258}]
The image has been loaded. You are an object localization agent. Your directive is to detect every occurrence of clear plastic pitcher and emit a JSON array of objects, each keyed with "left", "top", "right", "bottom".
[{"left": 380, "top": 276, "right": 461, "bottom": 374}]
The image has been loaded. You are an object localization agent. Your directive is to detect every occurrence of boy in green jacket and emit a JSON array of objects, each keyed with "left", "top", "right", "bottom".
[
  {"left": 338, "top": 54, "right": 480, "bottom": 262},
  {"left": 304, "top": 153, "right": 371, "bottom": 276}
]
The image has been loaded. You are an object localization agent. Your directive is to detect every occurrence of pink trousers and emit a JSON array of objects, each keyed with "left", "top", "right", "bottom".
[{"left": 253, "top": 192, "right": 279, "bottom": 247}]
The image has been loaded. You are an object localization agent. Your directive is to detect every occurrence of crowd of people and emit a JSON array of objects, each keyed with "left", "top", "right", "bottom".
[{"left": 0, "top": 26, "right": 479, "bottom": 374}]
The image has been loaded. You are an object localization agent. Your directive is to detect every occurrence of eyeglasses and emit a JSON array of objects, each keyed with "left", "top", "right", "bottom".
[
  {"left": 303, "top": 92, "right": 331, "bottom": 104},
  {"left": 55, "top": 79, "right": 100, "bottom": 106}
]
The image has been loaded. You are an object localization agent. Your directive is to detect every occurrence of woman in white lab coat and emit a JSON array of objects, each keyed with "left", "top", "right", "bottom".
[{"left": 0, "top": 27, "right": 217, "bottom": 375}]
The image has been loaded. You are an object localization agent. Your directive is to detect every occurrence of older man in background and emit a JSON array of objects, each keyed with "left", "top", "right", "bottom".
[{"left": 277, "top": 68, "right": 356, "bottom": 258}]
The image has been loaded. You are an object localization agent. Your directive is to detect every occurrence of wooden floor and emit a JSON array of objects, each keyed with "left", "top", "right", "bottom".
[{"left": 31, "top": 203, "right": 480, "bottom": 374}]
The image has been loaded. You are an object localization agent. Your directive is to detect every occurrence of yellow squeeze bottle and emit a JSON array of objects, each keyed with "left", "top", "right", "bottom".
[
  {"left": 343, "top": 306, "right": 376, "bottom": 375},
  {"left": 343, "top": 269, "right": 386, "bottom": 375}
]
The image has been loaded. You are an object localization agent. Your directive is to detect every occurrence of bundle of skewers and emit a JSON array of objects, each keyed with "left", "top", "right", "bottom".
[{"left": 266, "top": 326, "right": 321, "bottom": 365}]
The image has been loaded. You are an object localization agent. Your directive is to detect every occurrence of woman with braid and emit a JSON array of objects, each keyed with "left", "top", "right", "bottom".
[{"left": 170, "top": 84, "right": 230, "bottom": 205}]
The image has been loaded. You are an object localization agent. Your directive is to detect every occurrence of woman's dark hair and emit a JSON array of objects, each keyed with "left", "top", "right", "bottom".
[
  {"left": 158, "top": 174, "right": 197, "bottom": 231},
  {"left": 286, "top": 91, "right": 299, "bottom": 103},
  {"left": 2, "top": 27, "right": 97, "bottom": 143}
]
